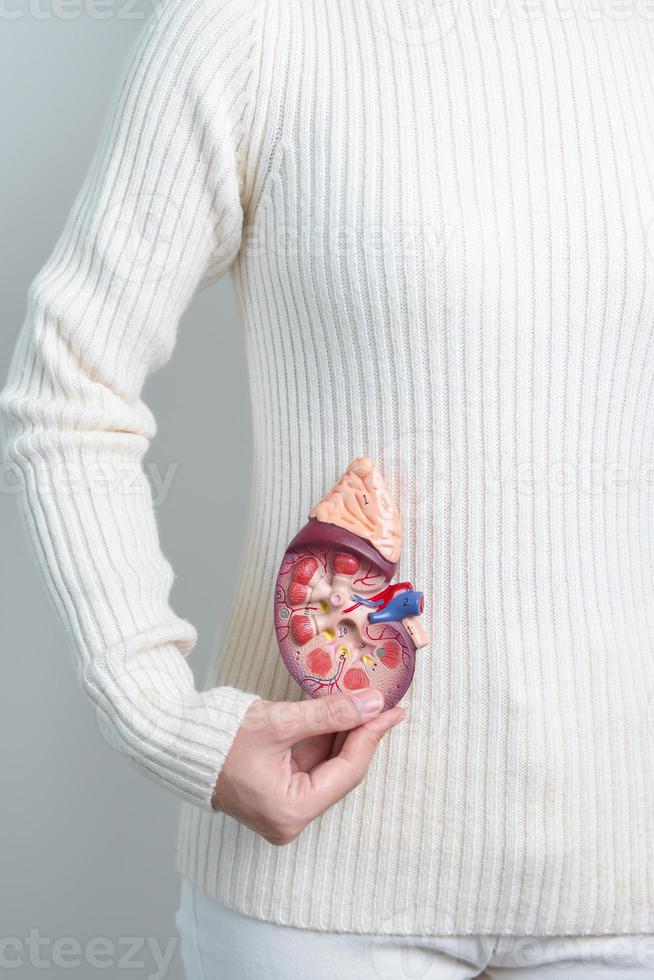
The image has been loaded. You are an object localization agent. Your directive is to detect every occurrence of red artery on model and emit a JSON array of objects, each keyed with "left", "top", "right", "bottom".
[{"left": 342, "top": 581, "right": 414, "bottom": 614}]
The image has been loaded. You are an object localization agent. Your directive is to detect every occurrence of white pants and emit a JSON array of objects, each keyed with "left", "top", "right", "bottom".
[{"left": 176, "top": 878, "right": 654, "bottom": 979}]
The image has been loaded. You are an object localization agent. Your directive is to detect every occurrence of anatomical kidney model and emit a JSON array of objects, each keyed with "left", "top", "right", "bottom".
[{"left": 273, "top": 457, "right": 428, "bottom": 709}]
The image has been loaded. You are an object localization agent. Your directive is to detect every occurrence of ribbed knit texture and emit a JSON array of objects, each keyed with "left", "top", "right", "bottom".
[{"left": 4, "top": 0, "right": 654, "bottom": 937}]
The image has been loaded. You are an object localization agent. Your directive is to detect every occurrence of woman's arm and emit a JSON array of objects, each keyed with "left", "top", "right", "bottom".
[
  {"left": 0, "top": 0, "right": 405, "bottom": 834},
  {"left": 0, "top": 0, "right": 263, "bottom": 809}
]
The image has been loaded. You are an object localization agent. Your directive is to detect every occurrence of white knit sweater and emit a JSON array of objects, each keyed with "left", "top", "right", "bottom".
[{"left": 4, "top": 0, "right": 654, "bottom": 937}]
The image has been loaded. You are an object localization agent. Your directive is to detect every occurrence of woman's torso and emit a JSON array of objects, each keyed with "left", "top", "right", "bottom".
[{"left": 178, "top": 0, "right": 654, "bottom": 936}]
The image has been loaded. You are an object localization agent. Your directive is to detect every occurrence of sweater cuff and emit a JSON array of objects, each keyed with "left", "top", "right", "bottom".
[
  {"left": 199, "top": 685, "right": 263, "bottom": 810},
  {"left": 86, "top": 641, "right": 261, "bottom": 809}
]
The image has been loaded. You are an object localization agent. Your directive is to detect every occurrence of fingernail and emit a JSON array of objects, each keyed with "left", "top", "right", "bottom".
[{"left": 351, "top": 688, "right": 384, "bottom": 717}]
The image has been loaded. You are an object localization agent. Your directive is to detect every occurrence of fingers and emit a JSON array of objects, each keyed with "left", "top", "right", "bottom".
[
  {"left": 296, "top": 706, "right": 407, "bottom": 820},
  {"left": 269, "top": 689, "right": 386, "bottom": 747},
  {"left": 214, "top": 689, "right": 406, "bottom": 849}
]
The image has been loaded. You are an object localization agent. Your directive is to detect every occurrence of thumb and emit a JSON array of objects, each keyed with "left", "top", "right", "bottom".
[{"left": 269, "top": 689, "right": 385, "bottom": 746}]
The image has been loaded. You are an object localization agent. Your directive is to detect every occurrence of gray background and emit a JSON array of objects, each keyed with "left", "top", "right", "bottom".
[{"left": 1, "top": 5, "right": 251, "bottom": 978}]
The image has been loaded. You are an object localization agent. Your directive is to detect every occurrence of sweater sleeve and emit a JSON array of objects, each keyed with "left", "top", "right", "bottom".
[{"left": 0, "top": 0, "right": 263, "bottom": 808}]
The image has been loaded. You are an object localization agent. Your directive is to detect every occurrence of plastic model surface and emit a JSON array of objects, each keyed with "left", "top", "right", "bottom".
[{"left": 273, "top": 458, "right": 428, "bottom": 709}]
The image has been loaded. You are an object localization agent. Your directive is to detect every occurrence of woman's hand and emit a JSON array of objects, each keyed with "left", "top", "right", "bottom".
[{"left": 212, "top": 690, "right": 406, "bottom": 845}]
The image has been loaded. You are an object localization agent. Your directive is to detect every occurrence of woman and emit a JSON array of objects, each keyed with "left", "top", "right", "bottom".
[{"left": 3, "top": 0, "right": 654, "bottom": 975}]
